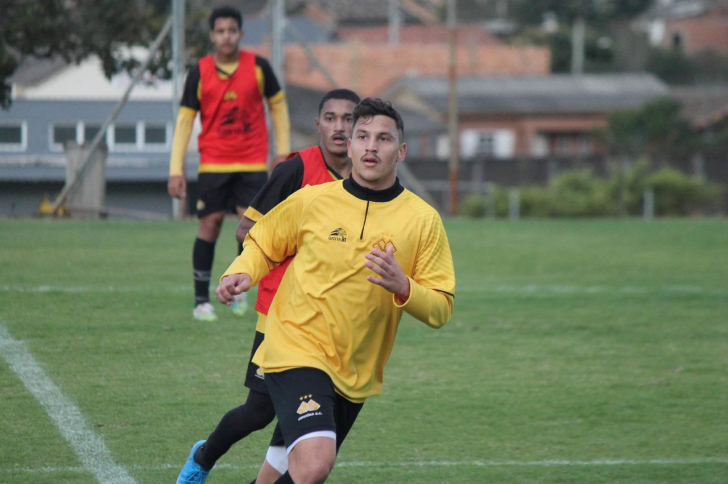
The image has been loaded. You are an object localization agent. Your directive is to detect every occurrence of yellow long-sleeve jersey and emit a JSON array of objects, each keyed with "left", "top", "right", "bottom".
[{"left": 222, "top": 177, "right": 456, "bottom": 402}]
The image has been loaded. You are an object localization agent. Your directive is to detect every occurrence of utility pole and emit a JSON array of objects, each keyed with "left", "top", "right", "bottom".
[
  {"left": 270, "top": 0, "right": 286, "bottom": 92},
  {"left": 447, "top": 0, "right": 459, "bottom": 216},
  {"left": 571, "top": 16, "right": 585, "bottom": 75},
  {"left": 52, "top": 17, "right": 174, "bottom": 215},
  {"left": 171, "top": 0, "right": 186, "bottom": 220},
  {"left": 388, "top": 0, "right": 401, "bottom": 45}
]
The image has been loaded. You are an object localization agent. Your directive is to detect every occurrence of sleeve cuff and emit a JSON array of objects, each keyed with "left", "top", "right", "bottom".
[{"left": 393, "top": 276, "right": 417, "bottom": 309}]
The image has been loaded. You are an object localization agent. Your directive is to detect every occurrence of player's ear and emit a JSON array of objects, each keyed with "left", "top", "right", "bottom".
[{"left": 397, "top": 142, "right": 407, "bottom": 163}]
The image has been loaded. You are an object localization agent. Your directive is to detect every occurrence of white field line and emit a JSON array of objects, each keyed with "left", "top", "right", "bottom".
[
  {"left": 0, "top": 284, "right": 189, "bottom": 293},
  {"left": 0, "top": 324, "right": 137, "bottom": 484},
  {"left": 1, "top": 284, "right": 724, "bottom": 295},
  {"left": 6, "top": 457, "right": 728, "bottom": 475},
  {"left": 457, "top": 284, "right": 728, "bottom": 295}
]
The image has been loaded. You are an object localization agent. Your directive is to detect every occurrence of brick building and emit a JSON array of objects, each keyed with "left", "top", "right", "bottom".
[
  {"left": 382, "top": 74, "right": 670, "bottom": 160},
  {"left": 645, "top": 0, "right": 728, "bottom": 54}
]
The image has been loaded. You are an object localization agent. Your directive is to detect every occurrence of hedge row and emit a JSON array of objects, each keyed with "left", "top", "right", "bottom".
[{"left": 460, "top": 162, "right": 724, "bottom": 218}]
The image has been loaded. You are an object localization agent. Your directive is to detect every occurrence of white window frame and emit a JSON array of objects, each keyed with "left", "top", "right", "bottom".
[
  {"left": 0, "top": 121, "right": 28, "bottom": 152},
  {"left": 142, "top": 122, "right": 172, "bottom": 151},
  {"left": 50, "top": 122, "right": 81, "bottom": 152},
  {"left": 110, "top": 121, "right": 142, "bottom": 151},
  {"left": 475, "top": 132, "right": 496, "bottom": 157},
  {"left": 531, "top": 133, "right": 549, "bottom": 158},
  {"left": 50, "top": 121, "right": 111, "bottom": 151},
  {"left": 82, "top": 122, "right": 107, "bottom": 146}
]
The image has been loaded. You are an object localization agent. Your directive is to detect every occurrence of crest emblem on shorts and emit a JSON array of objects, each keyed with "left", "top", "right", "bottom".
[
  {"left": 328, "top": 228, "right": 347, "bottom": 243},
  {"left": 255, "top": 368, "right": 265, "bottom": 380},
  {"left": 196, "top": 199, "right": 205, "bottom": 211},
  {"left": 296, "top": 394, "right": 320, "bottom": 415}
]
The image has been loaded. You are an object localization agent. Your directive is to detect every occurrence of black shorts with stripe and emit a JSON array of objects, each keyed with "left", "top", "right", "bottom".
[
  {"left": 244, "top": 330, "right": 267, "bottom": 394},
  {"left": 196, "top": 171, "right": 268, "bottom": 218},
  {"left": 265, "top": 367, "right": 363, "bottom": 449}
]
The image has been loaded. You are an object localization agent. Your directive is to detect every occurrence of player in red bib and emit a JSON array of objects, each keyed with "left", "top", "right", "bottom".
[
  {"left": 177, "top": 89, "right": 360, "bottom": 484},
  {"left": 168, "top": 6, "right": 290, "bottom": 323}
]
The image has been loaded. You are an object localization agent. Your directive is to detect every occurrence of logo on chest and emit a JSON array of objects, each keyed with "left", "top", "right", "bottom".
[
  {"left": 328, "top": 228, "right": 347, "bottom": 242},
  {"left": 373, "top": 235, "right": 398, "bottom": 253}
]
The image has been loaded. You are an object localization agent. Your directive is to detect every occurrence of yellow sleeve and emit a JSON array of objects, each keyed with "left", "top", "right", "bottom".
[
  {"left": 221, "top": 190, "right": 304, "bottom": 285},
  {"left": 268, "top": 91, "right": 291, "bottom": 156},
  {"left": 394, "top": 277, "right": 453, "bottom": 329},
  {"left": 243, "top": 206, "right": 265, "bottom": 223},
  {"left": 169, "top": 107, "right": 197, "bottom": 177},
  {"left": 394, "top": 213, "right": 456, "bottom": 328}
]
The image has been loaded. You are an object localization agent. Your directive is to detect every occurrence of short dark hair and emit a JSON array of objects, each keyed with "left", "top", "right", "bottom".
[
  {"left": 318, "top": 89, "right": 361, "bottom": 115},
  {"left": 209, "top": 6, "right": 243, "bottom": 30},
  {"left": 352, "top": 98, "right": 405, "bottom": 140}
]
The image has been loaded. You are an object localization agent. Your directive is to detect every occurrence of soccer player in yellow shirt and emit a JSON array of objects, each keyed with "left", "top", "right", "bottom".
[{"left": 216, "top": 98, "right": 456, "bottom": 484}]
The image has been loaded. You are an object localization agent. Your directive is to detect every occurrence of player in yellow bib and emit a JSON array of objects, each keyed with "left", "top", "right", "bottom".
[{"left": 216, "top": 98, "right": 455, "bottom": 484}]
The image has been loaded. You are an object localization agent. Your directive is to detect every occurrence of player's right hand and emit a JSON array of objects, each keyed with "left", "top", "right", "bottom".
[
  {"left": 168, "top": 175, "right": 187, "bottom": 199},
  {"left": 215, "top": 274, "right": 252, "bottom": 304}
]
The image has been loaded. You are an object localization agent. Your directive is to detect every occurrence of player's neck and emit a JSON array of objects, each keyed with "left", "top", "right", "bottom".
[
  {"left": 214, "top": 50, "right": 239, "bottom": 64},
  {"left": 351, "top": 170, "right": 397, "bottom": 191},
  {"left": 323, "top": 151, "right": 352, "bottom": 179}
]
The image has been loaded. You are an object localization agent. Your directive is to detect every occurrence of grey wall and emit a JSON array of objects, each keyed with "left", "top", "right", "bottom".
[{"left": 0, "top": 99, "right": 174, "bottom": 163}]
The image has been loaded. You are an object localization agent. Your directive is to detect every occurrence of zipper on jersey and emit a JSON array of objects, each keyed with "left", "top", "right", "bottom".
[{"left": 360, "top": 200, "right": 370, "bottom": 240}]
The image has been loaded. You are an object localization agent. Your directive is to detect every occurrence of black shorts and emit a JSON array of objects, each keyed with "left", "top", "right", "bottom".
[
  {"left": 244, "top": 331, "right": 267, "bottom": 394},
  {"left": 196, "top": 171, "right": 268, "bottom": 218},
  {"left": 266, "top": 368, "right": 363, "bottom": 450}
]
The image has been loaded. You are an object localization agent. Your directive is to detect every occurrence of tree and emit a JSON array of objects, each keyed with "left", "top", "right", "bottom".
[
  {"left": 0, "top": 0, "right": 220, "bottom": 109},
  {"left": 510, "top": 0, "right": 653, "bottom": 26},
  {"left": 507, "top": 0, "right": 653, "bottom": 74},
  {"left": 605, "top": 98, "right": 701, "bottom": 161}
]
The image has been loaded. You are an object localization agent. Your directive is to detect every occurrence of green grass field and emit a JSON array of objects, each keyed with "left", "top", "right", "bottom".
[{"left": 1, "top": 218, "right": 727, "bottom": 484}]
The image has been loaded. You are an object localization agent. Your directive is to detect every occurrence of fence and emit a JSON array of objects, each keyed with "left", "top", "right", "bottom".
[{"left": 402, "top": 154, "right": 728, "bottom": 213}]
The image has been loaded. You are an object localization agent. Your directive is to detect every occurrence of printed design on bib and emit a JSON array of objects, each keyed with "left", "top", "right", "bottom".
[
  {"left": 328, "top": 228, "right": 347, "bottom": 243},
  {"left": 218, "top": 106, "right": 251, "bottom": 136}
]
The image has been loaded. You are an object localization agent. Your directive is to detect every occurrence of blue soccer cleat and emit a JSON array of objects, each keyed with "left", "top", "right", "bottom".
[
  {"left": 229, "top": 292, "right": 248, "bottom": 317},
  {"left": 177, "top": 440, "right": 210, "bottom": 484}
]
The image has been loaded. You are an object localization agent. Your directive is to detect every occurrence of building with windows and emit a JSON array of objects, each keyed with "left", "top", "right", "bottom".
[
  {"left": 0, "top": 56, "right": 182, "bottom": 217},
  {"left": 381, "top": 73, "right": 670, "bottom": 160},
  {"left": 642, "top": 0, "right": 728, "bottom": 54}
]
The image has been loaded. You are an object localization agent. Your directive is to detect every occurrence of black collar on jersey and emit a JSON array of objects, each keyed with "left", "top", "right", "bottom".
[{"left": 343, "top": 175, "right": 404, "bottom": 202}]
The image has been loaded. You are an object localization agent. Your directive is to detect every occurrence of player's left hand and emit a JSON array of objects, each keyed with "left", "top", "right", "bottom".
[{"left": 365, "top": 245, "right": 410, "bottom": 301}]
